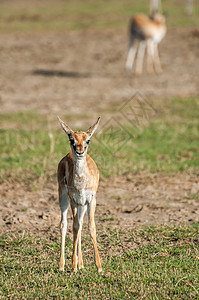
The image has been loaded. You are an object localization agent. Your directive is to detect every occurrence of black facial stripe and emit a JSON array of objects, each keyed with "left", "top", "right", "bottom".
[
  {"left": 73, "top": 144, "right": 77, "bottom": 151},
  {"left": 69, "top": 138, "right": 75, "bottom": 145}
]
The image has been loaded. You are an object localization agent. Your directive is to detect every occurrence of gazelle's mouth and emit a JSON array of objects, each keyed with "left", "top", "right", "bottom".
[{"left": 75, "top": 151, "right": 85, "bottom": 158}]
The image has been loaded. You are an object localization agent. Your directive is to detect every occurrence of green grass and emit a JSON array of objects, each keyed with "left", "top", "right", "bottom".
[
  {"left": 91, "top": 98, "right": 199, "bottom": 176},
  {"left": 0, "top": 223, "right": 198, "bottom": 298},
  {"left": 0, "top": 0, "right": 198, "bottom": 33},
  {"left": 0, "top": 98, "right": 198, "bottom": 298},
  {"left": 0, "top": 98, "right": 198, "bottom": 184}
]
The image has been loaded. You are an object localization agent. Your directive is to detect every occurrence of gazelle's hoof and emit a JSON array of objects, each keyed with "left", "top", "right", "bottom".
[
  {"left": 98, "top": 267, "right": 102, "bottom": 273},
  {"left": 125, "top": 66, "right": 132, "bottom": 72},
  {"left": 79, "top": 265, "right": 84, "bottom": 270},
  {"left": 147, "top": 69, "right": 154, "bottom": 74},
  {"left": 135, "top": 71, "right": 142, "bottom": 76},
  {"left": 72, "top": 268, "right": 77, "bottom": 273},
  {"left": 59, "top": 266, "right": 64, "bottom": 272},
  {"left": 155, "top": 68, "right": 163, "bottom": 74}
]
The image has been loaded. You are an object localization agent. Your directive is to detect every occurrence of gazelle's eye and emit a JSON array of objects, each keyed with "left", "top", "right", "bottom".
[{"left": 86, "top": 140, "right": 90, "bottom": 145}]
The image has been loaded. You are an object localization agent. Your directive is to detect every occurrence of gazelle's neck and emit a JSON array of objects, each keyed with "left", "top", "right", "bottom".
[{"left": 73, "top": 155, "right": 88, "bottom": 176}]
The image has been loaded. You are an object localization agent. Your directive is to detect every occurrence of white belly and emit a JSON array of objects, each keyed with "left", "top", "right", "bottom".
[
  {"left": 153, "top": 28, "right": 166, "bottom": 44},
  {"left": 71, "top": 189, "right": 95, "bottom": 206}
]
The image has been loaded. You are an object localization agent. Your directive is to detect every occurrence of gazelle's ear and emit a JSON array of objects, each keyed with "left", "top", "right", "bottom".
[
  {"left": 86, "top": 117, "right": 100, "bottom": 138},
  {"left": 57, "top": 116, "right": 74, "bottom": 137}
]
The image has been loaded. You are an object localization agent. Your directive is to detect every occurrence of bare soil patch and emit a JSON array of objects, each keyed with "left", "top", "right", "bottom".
[
  {"left": 1, "top": 172, "right": 198, "bottom": 235},
  {"left": 0, "top": 27, "right": 199, "bottom": 119}
]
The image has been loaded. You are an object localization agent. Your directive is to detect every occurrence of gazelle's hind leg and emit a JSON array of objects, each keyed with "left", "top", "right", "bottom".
[
  {"left": 153, "top": 43, "right": 163, "bottom": 74},
  {"left": 59, "top": 184, "right": 70, "bottom": 271},
  {"left": 125, "top": 37, "right": 137, "bottom": 71},
  {"left": 71, "top": 204, "right": 87, "bottom": 272},
  {"left": 135, "top": 40, "right": 146, "bottom": 75},
  {"left": 87, "top": 197, "right": 102, "bottom": 273},
  {"left": 146, "top": 40, "right": 155, "bottom": 74}
]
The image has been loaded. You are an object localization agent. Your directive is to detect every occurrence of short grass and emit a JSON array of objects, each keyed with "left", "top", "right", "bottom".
[
  {"left": 0, "top": 0, "right": 199, "bottom": 33},
  {"left": 0, "top": 97, "right": 198, "bottom": 184},
  {"left": 0, "top": 223, "right": 198, "bottom": 299}
]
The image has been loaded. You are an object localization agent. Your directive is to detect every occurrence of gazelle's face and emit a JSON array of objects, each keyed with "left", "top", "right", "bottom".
[
  {"left": 69, "top": 132, "right": 90, "bottom": 159},
  {"left": 58, "top": 116, "right": 100, "bottom": 160},
  {"left": 152, "top": 13, "right": 166, "bottom": 24}
]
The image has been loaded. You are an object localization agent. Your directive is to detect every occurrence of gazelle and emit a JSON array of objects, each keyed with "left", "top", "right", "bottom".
[
  {"left": 57, "top": 116, "right": 102, "bottom": 273},
  {"left": 125, "top": 13, "right": 166, "bottom": 75}
]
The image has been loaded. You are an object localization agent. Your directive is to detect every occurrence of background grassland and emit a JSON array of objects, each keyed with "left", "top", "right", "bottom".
[
  {"left": 1, "top": 224, "right": 199, "bottom": 299},
  {"left": 0, "top": 0, "right": 199, "bottom": 33},
  {"left": 0, "top": 98, "right": 198, "bottom": 184}
]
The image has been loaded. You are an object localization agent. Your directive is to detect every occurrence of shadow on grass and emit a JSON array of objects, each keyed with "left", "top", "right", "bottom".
[{"left": 32, "top": 69, "right": 91, "bottom": 78}]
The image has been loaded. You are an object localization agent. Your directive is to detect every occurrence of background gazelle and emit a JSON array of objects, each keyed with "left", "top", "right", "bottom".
[
  {"left": 57, "top": 116, "right": 102, "bottom": 273},
  {"left": 125, "top": 13, "right": 166, "bottom": 75}
]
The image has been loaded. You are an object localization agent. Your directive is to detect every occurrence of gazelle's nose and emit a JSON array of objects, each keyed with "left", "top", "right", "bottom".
[{"left": 77, "top": 144, "right": 83, "bottom": 152}]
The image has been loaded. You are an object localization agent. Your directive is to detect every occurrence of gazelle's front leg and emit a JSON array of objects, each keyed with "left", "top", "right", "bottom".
[
  {"left": 153, "top": 43, "right": 163, "bottom": 74},
  {"left": 135, "top": 40, "right": 146, "bottom": 75},
  {"left": 146, "top": 40, "right": 155, "bottom": 74},
  {"left": 125, "top": 38, "right": 136, "bottom": 71},
  {"left": 87, "top": 197, "right": 102, "bottom": 273},
  {"left": 71, "top": 204, "right": 87, "bottom": 271},
  {"left": 59, "top": 186, "right": 70, "bottom": 271}
]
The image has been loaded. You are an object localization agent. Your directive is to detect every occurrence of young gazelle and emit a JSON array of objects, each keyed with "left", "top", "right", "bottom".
[
  {"left": 57, "top": 116, "right": 102, "bottom": 273},
  {"left": 125, "top": 13, "right": 166, "bottom": 75}
]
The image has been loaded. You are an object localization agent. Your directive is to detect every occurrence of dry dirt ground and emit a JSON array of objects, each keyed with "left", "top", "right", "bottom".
[
  {"left": 0, "top": 172, "right": 199, "bottom": 235},
  {"left": 1, "top": 27, "right": 199, "bottom": 116},
  {"left": 0, "top": 27, "right": 199, "bottom": 234}
]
